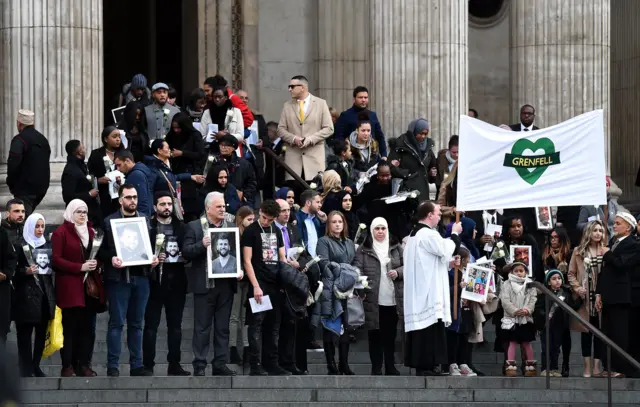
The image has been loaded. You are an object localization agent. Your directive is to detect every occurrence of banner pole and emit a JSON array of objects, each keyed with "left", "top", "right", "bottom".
[{"left": 453, "top": 212, "right": 461, "bottom": 321}]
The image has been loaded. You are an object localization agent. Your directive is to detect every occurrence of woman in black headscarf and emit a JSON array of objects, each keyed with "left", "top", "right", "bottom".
[
  {"left": 120, "top": 100, "right": 149, "bottom": 162},
  {"left": 336, "top": 190, "right": 359, "bottom": 241},
  {"left": 387, "top": 118, "right": 437, "bottom": 199},
  {"left": 87, "top": 126, "right": 124, "bottom": 219},
  {"left": 165, "top": 112, "right": 206, "bottom": 222},
  {"left": 199, "top": 164, "right": 243, "bottom": 216}
]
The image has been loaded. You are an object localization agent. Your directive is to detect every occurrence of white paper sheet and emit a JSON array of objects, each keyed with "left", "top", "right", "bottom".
[
  {"left": 193, "top": 122, "right": 202, "bottom": 131},
  {"left": 483, "top": 224, "right": 503, "bottom": 252},
  {"left": 249, "top": 295, "right": 273, "bottom": 313}
]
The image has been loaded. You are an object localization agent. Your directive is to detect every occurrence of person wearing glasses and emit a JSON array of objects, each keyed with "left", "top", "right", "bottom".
[
  {"left": 51, "top": 199, "right": 102, "bottom": 377},
  {"left": 509, "top": 104, "right": 539, "bottom": 132},
  {"left": 99, "top": 184, "right": 159, "bottom": 377},
  {"left": 277, "top": 75, "right": 334, "bottom": 195}
]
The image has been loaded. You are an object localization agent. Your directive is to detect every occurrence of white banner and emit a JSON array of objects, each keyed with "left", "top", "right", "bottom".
[{"left": 457, "top": 110, "right": 607, "bottom": 212}]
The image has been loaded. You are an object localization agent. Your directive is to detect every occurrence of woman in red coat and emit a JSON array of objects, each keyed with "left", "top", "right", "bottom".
[{"left": 52, "top": 199, "right": 101, "bottom": 377}]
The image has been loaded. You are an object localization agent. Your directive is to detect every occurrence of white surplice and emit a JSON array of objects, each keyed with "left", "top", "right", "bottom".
[{"left": 403, "top": 225, "right": 457, "bottom": 332}]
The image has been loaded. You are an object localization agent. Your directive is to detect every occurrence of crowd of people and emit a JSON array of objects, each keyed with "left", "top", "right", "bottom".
[{"left": 0, "top": 74, "right": 639, "bottom": 381}]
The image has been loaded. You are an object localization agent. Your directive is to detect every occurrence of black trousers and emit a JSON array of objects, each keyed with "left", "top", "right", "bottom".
[
  {"left": 628, "top": 305, "right": 640, "bottom": 377},
  {"left": 192, "top": 285, "right": 233, "bottom": 369},
  {"left": 581, "top": 315, "right": 604, "bottom": 358},
  {"left": 368, "top": 305, "right": 398, "bottom": 370},
  {"left": 0, "top": 284, "right": 11, "bottom": 346},
  {"left": 60, "top": 307, "right": 96, "bottom": 368},
  {"left": 142, "top": 274, "right": 187, "bottom": 368},
  {"left": 601, "top": 304, "right": 630, "bottom": 374},
  {"left": 247, "top": 286, "right": 282, "bottom": 368},
  {"left": 278, "top": 312, "right": 310, "bottom": 371},
  {"left": 540, "top": 325, "right": 565, "bottom": 371},
  {"left": 16, "top": 321, "right": 47, "bottom": 375},
  {"left": 446, "top": 329, "right": 470, "bottom": 366}
]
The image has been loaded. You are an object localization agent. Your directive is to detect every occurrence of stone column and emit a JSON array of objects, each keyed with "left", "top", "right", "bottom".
[
  {"left": 316, "top": 0, "right": 371, "bottom": 112},
  {"left": 0, "top": 0, "right": 103, "bottom": 221},
  {"left": 510, "top": 0, "right": 610, "bottom": 167},
  {"left": 611, "top": 0, "right": 640, "bottom": 204},
  {"left": 369, "top": 0, "right": 468, "bottom": 150}
]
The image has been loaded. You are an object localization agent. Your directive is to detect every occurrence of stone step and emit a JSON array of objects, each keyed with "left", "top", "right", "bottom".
[{"left": 19, "top": 404, "right": 630, "bottom": 407}]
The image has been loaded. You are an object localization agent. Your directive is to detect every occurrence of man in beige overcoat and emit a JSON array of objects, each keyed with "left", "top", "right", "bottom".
[{"left": 277, "top": 75, "right": 334, "bottom": 184}]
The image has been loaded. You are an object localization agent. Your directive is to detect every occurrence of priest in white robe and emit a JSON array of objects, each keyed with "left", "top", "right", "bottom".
[{"left": 403, "top": 201, "right": 461, "bottom": 375}]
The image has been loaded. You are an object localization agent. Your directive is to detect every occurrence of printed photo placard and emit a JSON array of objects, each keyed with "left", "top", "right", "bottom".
[
  {"left": 536, "top": 206, "right": 553, "bottom": 230},
  {"left": 111, "top": 217, "right": 153, "bottom": 267},
  {"left": 510, "top": 245, "right": 533, "bottom": 277},
  {"left": 207, "top": 227, "right": 241, "bottom": 279},
  {"left": 461, "top": 264, "right": 493, "bottom": 303}
]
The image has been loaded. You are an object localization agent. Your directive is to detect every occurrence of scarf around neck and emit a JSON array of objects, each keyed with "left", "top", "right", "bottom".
[
  {"left": 63, "top": 199, "right": 90, "bottom": 248},
  {"left": 508, "top": 273, "right": 531, "bottom": 324}
]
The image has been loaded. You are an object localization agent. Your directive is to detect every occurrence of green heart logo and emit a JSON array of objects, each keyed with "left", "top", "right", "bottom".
[{"left": 503, "top": 138, "right": 561, "bottom": 185}]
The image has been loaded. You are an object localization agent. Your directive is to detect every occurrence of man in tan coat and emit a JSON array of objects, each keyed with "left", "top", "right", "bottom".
[{"left": 277, "top": 75, "right": 334, "bottom": 184}]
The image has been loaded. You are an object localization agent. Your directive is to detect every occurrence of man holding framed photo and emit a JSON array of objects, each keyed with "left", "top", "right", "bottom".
[
  {"left": 143, "top": 191, "right": 190, "bottom": 376},
  {"left": 241, "top": 199, "right": 289, "bottom": 376},
  {"left": 100, "top": 184, "right": 159, "bottom": 377},
  {"left": 183, "top": 191, "right": 238, "bottom": 377}
]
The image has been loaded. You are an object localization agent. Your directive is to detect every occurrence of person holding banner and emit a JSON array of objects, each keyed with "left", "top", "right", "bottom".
[{"left": 403, "top": 201, "right": 461, "bottom": 376}]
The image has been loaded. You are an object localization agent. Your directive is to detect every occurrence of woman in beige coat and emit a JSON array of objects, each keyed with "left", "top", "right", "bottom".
[{"left": 567, "top": 220, "right": 606, "bottom": 377}]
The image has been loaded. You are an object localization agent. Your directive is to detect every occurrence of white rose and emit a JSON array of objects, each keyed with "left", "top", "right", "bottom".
[
  {"left": 163, "top": 108, "right": 170, "bottom": 115},
  {"left": 498, "top": 250, "right": 505, "bottom": 257},
  {"left": 207, "top": 156, "right": 214, "bottom": 162},
  {"left": 410, "top": 192, "right": 417, "bottom": 198},
  {"left": 359, "top": 223, "right": 366, "bottom": 230},
  {"left": 86, "top": 175, "right": 92, "bottom": 181},
  {"left": 281, "top": 145, "right": 287, "bottom": 152},
  {"left": 584, "top": 258, "right": 592, "bottom": 267},
  {"left": 226, "top": 110, "right": 234, "bottom": 118},
  {"left": 496, "top": 241, "right": 504, "bottom": 248},
  {"left": 309, "top": 182, "right": 317, "bottom": 189},
  {"left": 156, "top": 234, "right": 165, "bottom": 243}
]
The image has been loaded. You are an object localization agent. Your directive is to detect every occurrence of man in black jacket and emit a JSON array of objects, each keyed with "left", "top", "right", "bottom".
[
  {"left": 214, "top": 134, "right": 257, "bottom": 208},
  {"left": 143, "top": 192, "right": 191, "bottom": 376},
  {"left": 509, "top": 104, "right": 540, "bottom": 132},
  {"left": 0, "top": 201, "right": 19, "bottom": 346},
  {"left": 61, "top": 140, "right": 101, "bottom": 226},
  {"left": 6, "top": 110, "right": 51, "bottom": 216},
  {"left": 182, "top": 191, "right": 237, "bottom": 377},
  {"left": 262, "top": 121, "right": 286, "bottom": 200}
]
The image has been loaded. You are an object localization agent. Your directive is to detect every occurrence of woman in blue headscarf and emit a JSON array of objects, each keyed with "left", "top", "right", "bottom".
[{"left": 387, "top": 118, "right": 438, "bottom": 199}]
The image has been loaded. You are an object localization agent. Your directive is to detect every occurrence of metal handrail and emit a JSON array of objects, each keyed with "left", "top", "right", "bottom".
[
  {"left": 528, "top": 281, "right": 640, "bottom": 407},
  {"left": 260, "top": 145, "right": 310, "bottom": 190}
]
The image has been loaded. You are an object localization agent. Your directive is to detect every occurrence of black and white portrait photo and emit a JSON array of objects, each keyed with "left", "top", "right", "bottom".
[
  {"left": 207, "top": 227, "right": 241, "bottom": 279},
  {"left": 111, "top": 217, "right": 153, "bottom": 266},
  {"left": 165, "top": 236, "right": 181, "bottom": 263},
  {"left": 33, "top": 248, "right": 52, "bottom": 275}
]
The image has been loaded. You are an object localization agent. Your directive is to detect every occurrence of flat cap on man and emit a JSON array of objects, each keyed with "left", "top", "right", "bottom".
[{"left": 151, "top": 83, "right": 169, "bottom": 92}]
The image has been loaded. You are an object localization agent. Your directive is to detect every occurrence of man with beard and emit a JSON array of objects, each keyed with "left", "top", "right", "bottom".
[
  {"left": 145, "top": 83, "right": 180, "bottom": 141},
  {"left": 165, "top": 239, "right": 180, "bottom": 263},
  {"left": 6, "top": 110, "right": 51, "bottom": 216},
  {"left": 117, "top": 225, "right": 148, "bottom": 262},
  {"left": 0, "top": 200, "right": 19, "bottom": 346},
  {"left": 211, "top": 235, "right": 237, "bottom": 275},
  {"left": 183, "top": 192, "right": 238, "bottom": 376},
  {"left": 100, "top": 184, "right": 159, "bottom": 377},
  {"left": 213, "top": 134, "right": 257, "bottom": 208},
  {"left": 143, "top": 192, "right": 190, "bottom": 376},
  {"left": 61, "top": 140, "right": 101, "bottom": 226},
  {"left": 117, "top": 73, "right": 151, "bottom": 108},
  {"left": 35, "top": 251, "right": 50, "bottom": 274}
]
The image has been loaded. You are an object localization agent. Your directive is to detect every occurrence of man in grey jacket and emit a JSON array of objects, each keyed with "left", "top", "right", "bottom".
[
  {"left": 182, "top": 192, "right": 238, "bottom": 376},
  {"left": 145, "top": 83, "right": 180, "bottom": 140}
]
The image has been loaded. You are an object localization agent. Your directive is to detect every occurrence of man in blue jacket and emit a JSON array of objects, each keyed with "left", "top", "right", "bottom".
[
  {"left": 114, "top": 150, "right": 156, "bottom": 217},
  {"left": 334, "top": 86, "right": 387, "bottom": 158},
  {"left": 295, "top": 189, "right": 326, "bottom": 257}
]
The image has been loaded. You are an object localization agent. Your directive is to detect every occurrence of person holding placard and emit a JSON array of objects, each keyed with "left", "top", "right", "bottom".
[
  {"left": 100, "top": 185, "right": 159, "bottom": 377},
  {"left": 182, "top": 192, "right": 237, "bottom": 377}
]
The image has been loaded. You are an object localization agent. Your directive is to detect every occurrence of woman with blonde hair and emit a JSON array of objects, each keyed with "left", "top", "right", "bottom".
[
  {"left": 567, "top": 220, "right": 606, "bottom": 377},
  {"left": 321, "top": 170, "right": 346, "bottom": 214},
  {"left": 437, "top": 161, "right": 457, "bottom": 225},
  {"left": 228, "top": 206, "right": 256, "bottom": 365}
]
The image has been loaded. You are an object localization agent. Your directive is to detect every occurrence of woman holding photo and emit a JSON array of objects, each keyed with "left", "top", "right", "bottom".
[
  {"left": 51, "top": 200, "right": 101, "bottom": 377},
  {"left": 567, "top": 220, "right": 606, "bottom": 377},
  {"left": 12, "top": 213, "right": 55, "bottom": 377}
]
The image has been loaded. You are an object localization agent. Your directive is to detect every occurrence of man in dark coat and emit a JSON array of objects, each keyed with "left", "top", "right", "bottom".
[
  {"left": 595, "top": 212, "right": 640, "bottom": 377},
  {"left": 6, "top": 110, "right": 51, "bottom": 216},
  {"left": 213, "top": 134, "right": 257, "bottom": 208},
  {"left": 61, "top": 140, "right": 101, "bottom": 226},
  {"left": 114, "top": 150, "right": 157, "bottom": 217},
  {"left": 262, "top": 121, "right": 286, "bottom": 201},
  {"left": 509, "top": 104, "right": 540, "bottom": 132},
  {"left": 0, "top": 201, "right": 19, "bottom": 346},
  {"left": 334, "top": 86, "right": 388, "bottom": 158}
]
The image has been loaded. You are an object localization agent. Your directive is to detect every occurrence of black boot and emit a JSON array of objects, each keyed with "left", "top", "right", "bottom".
[
  {"left": 562, "top": 359, "right": 570, "bottom": 378},
  {"left": 242, "top": 346, "right": 250, "bottom": 368},
  {"left": 229, "top": 346, "right": 242, "bottom": 365},
  {"left": 338, "top": 341, "right": 354, "bottom": 375},
  {"left": 324, "top": 341, "right": 339, "bottom": 375}
]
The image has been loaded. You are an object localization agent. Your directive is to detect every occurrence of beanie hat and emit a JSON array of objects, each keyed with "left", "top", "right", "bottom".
[
  {"left": 544, "top": 269, "right": 564, "bottom": 286},
  {"left": 131, "top": 74, "right": 147, "bottom": 89}
]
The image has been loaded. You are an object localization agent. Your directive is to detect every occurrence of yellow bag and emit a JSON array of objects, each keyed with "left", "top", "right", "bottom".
[{"left": 43, "top": 306, "right": 64, "bottom": 359}]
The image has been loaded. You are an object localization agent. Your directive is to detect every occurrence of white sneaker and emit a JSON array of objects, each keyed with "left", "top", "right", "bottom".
[
  {"left": 449, "top": 363, "right": 462, "bottom": 376},
  {"left": 459, "top": 364, "right": 477, "bottom": 377}
]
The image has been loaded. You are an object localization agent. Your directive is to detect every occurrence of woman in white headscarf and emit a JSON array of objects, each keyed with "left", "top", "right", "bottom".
[
  {"left": 51, "top": 199, "right": 100, "bottom": 377},
  {"left": 13, "top": 213, "right": 55, "bottom": 377},
  {"left": 352, "top": 217, "right": 404, "bottom": 375}
]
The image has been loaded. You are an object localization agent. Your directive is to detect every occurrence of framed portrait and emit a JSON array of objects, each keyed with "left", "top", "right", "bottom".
[
  {"left": 110, "top": 217, "right": 153, "bottom": 267},
  {"left": 207, "top": 227, "right": 241, "bottom": 279},
  {"left": 535, "top": 206, "right": 553, "bottom": 230},
  {"left": 510, "top": 245, "right": 533, "bottom": 277},
  {"left": 461, "top": 264, "right": 493, "bottom": 303},
  {"left": 33, "top": 248, "right": 52, "bottom": 275},
  {"left": 111, "top": 106, "right": 125, "bottom": 124}
]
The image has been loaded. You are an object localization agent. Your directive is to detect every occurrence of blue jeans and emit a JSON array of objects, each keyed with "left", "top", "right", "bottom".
[{"left": 106, "top": 276, "right": 150, "bottom": 369}]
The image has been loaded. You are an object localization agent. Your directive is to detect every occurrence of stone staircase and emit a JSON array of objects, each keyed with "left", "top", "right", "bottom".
[{"left": 7, "top": 294, "right": 640, "bottom": 406}]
